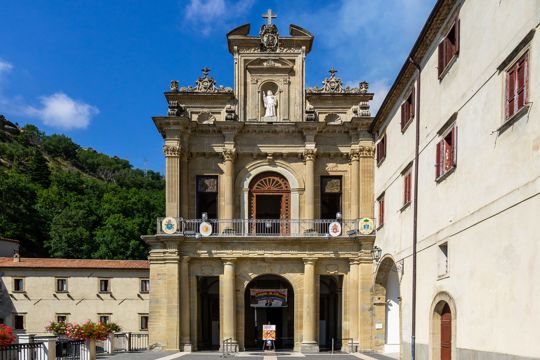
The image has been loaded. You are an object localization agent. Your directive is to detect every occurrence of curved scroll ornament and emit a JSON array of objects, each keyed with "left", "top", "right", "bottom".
[
  {"left": 358, "top": 145, "right": 375, "bottom": 158},
  {"left": 303, "top": 148, "right": 317, "bottom": 162}
]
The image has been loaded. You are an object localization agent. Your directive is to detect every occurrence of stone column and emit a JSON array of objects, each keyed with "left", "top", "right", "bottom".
[
  {"left": 180, "top": 256, "right": 192, "bottom": 351},
  {"left": 359, "top": 145, "right": 375, "bottom": 218},
  {"left": 301, "top": 258, "right": 319, "bottom": 353},
  {"left": 222, "top": 258, "right": 237, "bottom": 347},
  {"left": 349, "top": 149, "right": 360, "bottom": 219},
  {"left": 303, "top": 149, "right": 316, "bottom": 221},
  {"left": 163, "top": 143, "right": 182, "bottom": 218},
  {"left": 222, "top": 149, "right": 236, "bottom": 222},
  {"left": 358, "top": 252, "right": 374, "bottom": 351},
  {"left": 148, "top": 246, "right": 180, "bottom": 351},
  {"left": 180, "top": 153, "right": 189, "bottom": 218},
  {"left": 349, "top": 258, "right": 360, "bottom": 351}
]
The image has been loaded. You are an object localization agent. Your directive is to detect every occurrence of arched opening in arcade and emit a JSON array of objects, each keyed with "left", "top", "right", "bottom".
[
  {"left": 374, "top": 257, "right": 401, "bottom": 353},
  {"left": 244, "top": 274, "right": 294, "bottom": 350}
]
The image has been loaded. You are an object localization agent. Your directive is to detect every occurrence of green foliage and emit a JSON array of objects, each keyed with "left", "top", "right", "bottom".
[
  {"left": 103, "top": 322, "right": 122, "bottom": 333},
  {"left": 0, "top": 117, "right": 164, "bottom": 259}
]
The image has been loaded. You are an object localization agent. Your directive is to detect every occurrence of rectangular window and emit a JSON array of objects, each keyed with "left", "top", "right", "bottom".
[
  {"left": 376, "top": 134, "right": 387, "bottom": 165},
  {"left": 505, "top": 51, "right": 529, "bottom": 120},
  {"left": 436, "top": 126, "right": 457, "bottom": 180},
  {"left": 56, "top": 314, "right": 69, "bottom": 323},
  {"left": 140, "top": 315, "right": 149, "bottom": 331},
  {"left": 140, "top": 279, "right": 150, "bottom": 293},
  {"left": 56, "top": 278, "right": 68, "bottom": 293},
  {"left": 99, "top": 315, "right": 110, "bottom": 325},
  {"left": 13, "top": 278, "right": 24, "bottom": 292},
  {"left": 14, "top": 314, "right": 25, "bottom": 330},
  {"left": 403, "top": 168, "right": 412, "bottom": 208},
  {"left": 196, "top": 176, "right": 218, "bottom": 219},
  {"left": 377, "top": 194, "right": 385, "bottom": 228},
  {"left": 401, "top": 88, "right": 415, "bottom": 131},
  {"left": 320, "top": 176, "right": 342, "bottom": 219},
  {"left": 438, "top": 242, "right": 449, "bottom": 277},
  {"left": 438, "top": 17, "right": 460, "bottom": 78},
  {"left": 99, "top": 279, "right": 110, "bottom": 293}
]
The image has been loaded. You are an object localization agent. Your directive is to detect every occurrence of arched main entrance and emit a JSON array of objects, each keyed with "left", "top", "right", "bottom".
[
  {"left": 244, "top": 275, "right": 294, "bottom": 350},
  {"left": 249, "top": 172, "right": 290, "bottom": 235}
]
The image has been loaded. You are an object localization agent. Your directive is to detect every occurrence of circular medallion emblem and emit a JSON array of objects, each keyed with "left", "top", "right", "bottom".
[
  {"left": 359, "top": 217, "right": 375, "bottom": 235},
  {"left": 161, "top": 217, "right": 178, "bottom": 234},
  {"left": 329, "top": 221, "right": 342, "bottom": 237},
  {"left": 199, "top": 221, "right": 213, "bottom": 237}
]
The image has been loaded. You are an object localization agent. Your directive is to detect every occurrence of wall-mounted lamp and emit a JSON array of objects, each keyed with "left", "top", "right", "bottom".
[{"left": 372, "top": 245, "right": 382, "bottom": 263}]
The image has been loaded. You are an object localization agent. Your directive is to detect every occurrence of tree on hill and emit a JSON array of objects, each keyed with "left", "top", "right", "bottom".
[{"left": 28, "top": 151, "right": 51, "bottom": 187}]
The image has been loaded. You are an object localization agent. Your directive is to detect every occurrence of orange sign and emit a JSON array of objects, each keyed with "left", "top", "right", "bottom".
[{"left": 262, "top": 324, "right": 276, "bottom": 340}]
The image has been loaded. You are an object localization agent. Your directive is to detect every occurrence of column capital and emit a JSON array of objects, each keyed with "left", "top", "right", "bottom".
[
  {"left": 302, "top": 257, "right": 318, "bottom": 265},
  {"left": 222, "top": 148, "right": 237, "bottom": 161},
  {"left": 303, "top": 148, "right": 317, "bottom": 161},
  {"left": 358, "top": 145, "right": 375, "bottom": 158},
  {"left": 349, "top": 148, "right": 361, "bottom": 162},
  {"left": 222, "top": 257, "right": 237, "bottom": 265},
  {"left": 163, "top": 144, "right": 183, "bottom": 157},
  {"left": 181, "top": 256, "right": 191, "bottom": 264}
]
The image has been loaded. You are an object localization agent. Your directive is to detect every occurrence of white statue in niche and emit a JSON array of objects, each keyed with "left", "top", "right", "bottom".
[{"left": 263, "top": 90, "right": 278, "bottom": 118}]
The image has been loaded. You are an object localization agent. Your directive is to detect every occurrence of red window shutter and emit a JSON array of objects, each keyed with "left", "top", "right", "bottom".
[
  {"left": 401, "top": 103, "right": 406, "bottom": 129},
  {"left": 436, "top": 141, "right": 442, "bottom": 178},
  {"left": 452, "top": 127, "right": 458, "bottom": 167},
  {"left": 438, "top": 42, "right": 445, "bottom": 76},
  {"left": 456, "top": 19, "right": 460, "bottom": 55},
  {"left": 382, "top": 135, "right": 387, "bottom": 160},
  {"left": 524, "top": 54, "right": 529, "bottom": 104},
  {"left": 376, "top": 141, "right": 381, "bottom": 163},
  {"left": 411, "top": 87, "right": 416, "bottom": 119},
  {"left": 506, "top": 68, "right": 517, "bottom": 118},
  {"left": 444, "top": 138, "right": 453, "bottom": 172},
  {"left": 517, "top": 59, "right": 526, "bottom": 109}
]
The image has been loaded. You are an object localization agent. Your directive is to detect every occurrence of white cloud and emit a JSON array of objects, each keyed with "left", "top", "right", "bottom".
[
  {"left": 25, "top": 92, "right": 99, "bottom": 130},
  {"left": 183, "top": 0, "right": 255, "bottom": 35},
  {"left": 0, "top": 60, "right": 13, "bottom": 74}
]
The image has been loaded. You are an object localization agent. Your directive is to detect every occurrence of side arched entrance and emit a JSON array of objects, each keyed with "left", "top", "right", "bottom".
[
  {"left": 373, "top": 257, "right": 401, "bottom": 353},
  {"left": 244, "top": 274, "right": 294, "bottom": 350}
]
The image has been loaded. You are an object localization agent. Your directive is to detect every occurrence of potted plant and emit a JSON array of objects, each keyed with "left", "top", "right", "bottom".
[
  {"left": 45, "top": 321, "right": 68, "bottom": 336},
  {"left": 0, "top": 324, "right": 16, "bottom": 349}
]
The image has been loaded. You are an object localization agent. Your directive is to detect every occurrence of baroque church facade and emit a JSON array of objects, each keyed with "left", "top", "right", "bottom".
[{"left": 143, "top": 13, "right": 378, "bottom": 353}]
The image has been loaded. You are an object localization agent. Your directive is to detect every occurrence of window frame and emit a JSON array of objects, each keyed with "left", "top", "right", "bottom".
[
  {"left": 504, "top": 51, "right": 530, "bottom": 122},
  {"left": 140, "top": 279, "right": 150, "bottom": 294},
  {"left": 98, "top": 278, "right": 111, "bottom": 294},
  {"left": 139, "top": 314, "right": 149, "bottom": 331},
  {"left": 56, "top": 314, "right": 69, "bottom": 323},
  {"left": 435, "top": 125, "right": 458, "bottom": 182},
  {"left": 401, "top": 165, "right": 413, "bottom": 210},
  {"left": 437, "top": 242, "right": 449, "bottom": 279},
  {"left": 98, "top": 314, "right": 111, "bottom": 325},
  {"left": 13, "top": 278, "right": 25, "bottom": 293},
  {"left": 377, "top": 193, "right": 385, "bottom": 229},
  {"left": 13, "top": 314, "right": 25, "bottom": 330},
  {"left": 438, "top": 16, "right": 460, "bottom": 80},
  {"left": 401, "top": 87, "right": 415, "bottom": 132},
  {"left": 56, "top": 278, "right": 69, "bottom": 293},
  {"left": 319, "top": 176, "right": 343, "bottom": 220},
  {"left": 376, "top": 134, "right": 387, "bottom": 166}
]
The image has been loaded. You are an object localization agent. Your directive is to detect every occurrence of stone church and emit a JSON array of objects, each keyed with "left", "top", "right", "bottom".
[{"left": 143, "top": 12, "right": 377, "bottom": 353}]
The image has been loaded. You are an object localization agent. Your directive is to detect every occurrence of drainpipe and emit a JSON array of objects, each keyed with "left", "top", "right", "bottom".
[{"left": 408, "top": 56, "right": 421, "bottom": 360}]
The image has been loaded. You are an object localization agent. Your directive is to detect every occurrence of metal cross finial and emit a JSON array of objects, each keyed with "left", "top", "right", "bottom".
[
  {"left": 262, "top": 9, "right": 277, "bottom": 25},
  {"left": 329, "top": 67, "right": 337, "bottom": 76},
  {"left": 201, "top": 67, "right": 211, "bottom": 76}
]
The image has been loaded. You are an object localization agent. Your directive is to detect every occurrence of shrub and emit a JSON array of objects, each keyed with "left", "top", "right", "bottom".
[
  {"left": 65, "top": 321, "right": 110, "bottom": 341},
  {"left": 0, "top": 324, "right": 16, "bottom": 349},
  {"left": 104, "top": 322, "right": 122, "bottom": 333},
  {"left": 45, "top": 321, "right": 68, "bottom": 336}
]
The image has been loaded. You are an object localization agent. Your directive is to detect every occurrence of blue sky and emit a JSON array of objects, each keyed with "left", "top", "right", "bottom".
[{"left": 0, "top": 0, "right": 436, "bottom": 173}]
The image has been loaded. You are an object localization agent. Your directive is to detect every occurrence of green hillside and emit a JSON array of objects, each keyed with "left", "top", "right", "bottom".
[{"left": 0, "top": 115, "right": 164, "bottom": 259}]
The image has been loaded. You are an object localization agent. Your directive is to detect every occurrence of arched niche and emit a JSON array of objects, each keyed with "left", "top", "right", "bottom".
[{"left": 259, "top": 81, "right": 279, "bottom": 120}]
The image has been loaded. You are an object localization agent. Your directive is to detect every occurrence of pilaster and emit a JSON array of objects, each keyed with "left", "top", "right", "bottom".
[
  {"left": 349, "top": 149, "right": 360, "bottom": 219},
  {"left": 359, "top": 145, "right": 375, "bottom": 218},
  {"left": 348, "top": 258, "right": 360, "bottom": 350},
  {"left": 303, "top": 149, "right": 316, "bottom": 221},
  {"left": 180, "top": 256, "right": 192, "bottom": 352},
  {"left": 163, "top": 143, "right": 182, "bottom": 218}
]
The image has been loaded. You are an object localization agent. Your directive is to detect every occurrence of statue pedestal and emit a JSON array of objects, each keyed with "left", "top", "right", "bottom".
[{"left": 262, "top": 116, "right": 277, "bottom": 122}]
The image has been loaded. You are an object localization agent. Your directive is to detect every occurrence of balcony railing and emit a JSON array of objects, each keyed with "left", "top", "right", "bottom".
[{"left": 157, "top": 218, "right": 375, "bottom": 237}]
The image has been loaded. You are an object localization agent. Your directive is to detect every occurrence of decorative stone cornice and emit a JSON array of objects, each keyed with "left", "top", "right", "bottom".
[
  {"left": 303, "top": 257, "right": 318, "bottom": 265},
  {"left": 222, "top": 257, "right": 237, "bottom": 265},
  {"left": 358, "top": 145, "right": 375, "bottom": 158},
  {"left": 222, "top": 148, "right": 237, "bottom": 161},
  {"left": 306, "top": 67, "right": 370, "bottom": 95},
  {"left": 163, "top": 144, "right": 183, "bottom": 157},
  {"left": 303, "top": 148, "right": 317, "bottom": 161}
]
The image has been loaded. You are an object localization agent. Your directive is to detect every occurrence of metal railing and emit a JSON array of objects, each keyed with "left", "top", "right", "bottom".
[
  {"left": 0, "top": 342, "right": 45, "bottom": 360},
  {"left": 56, "top": 339, "right": 86, "bottom": 360},
  {"left": 220, "top": 338, "right": 237, "bottom": 358},
  {"left": 158, "top": 218, "right": 375, "bottom": 237},
  {"left": 128, "top": 333, "right": 148, "bottom": 352},
  {"left": 330, "top": 338, "right": 356, "bottom": 354}
]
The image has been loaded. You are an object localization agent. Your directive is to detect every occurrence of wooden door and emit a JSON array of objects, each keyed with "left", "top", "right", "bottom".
[{"left": 440, "top": 303, "right": 452, "bottom": 360}]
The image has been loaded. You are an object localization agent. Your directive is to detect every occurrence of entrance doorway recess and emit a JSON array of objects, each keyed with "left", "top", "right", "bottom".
[
  {"left": 319, "top": 276, "right": 343, "bottom": 351},
  {"left": 244, "top": 275, "right": 294, "bottom": 350},
  {"left": 197, "top": 276, "right": 219, "bottom": 350}
]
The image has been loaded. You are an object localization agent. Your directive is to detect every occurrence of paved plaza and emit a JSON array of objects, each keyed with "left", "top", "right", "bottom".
[{"left": 97, "top": 351, "right": 398, "bottom": 360}]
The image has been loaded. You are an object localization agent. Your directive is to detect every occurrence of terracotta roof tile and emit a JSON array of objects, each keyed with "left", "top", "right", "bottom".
[{"left": 0, "top": 257, "right": 149, "bottom": 270}]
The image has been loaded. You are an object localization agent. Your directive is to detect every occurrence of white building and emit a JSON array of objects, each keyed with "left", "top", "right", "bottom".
[{"left": 371, "top": 0, "right": 540, "bottom": 359}]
